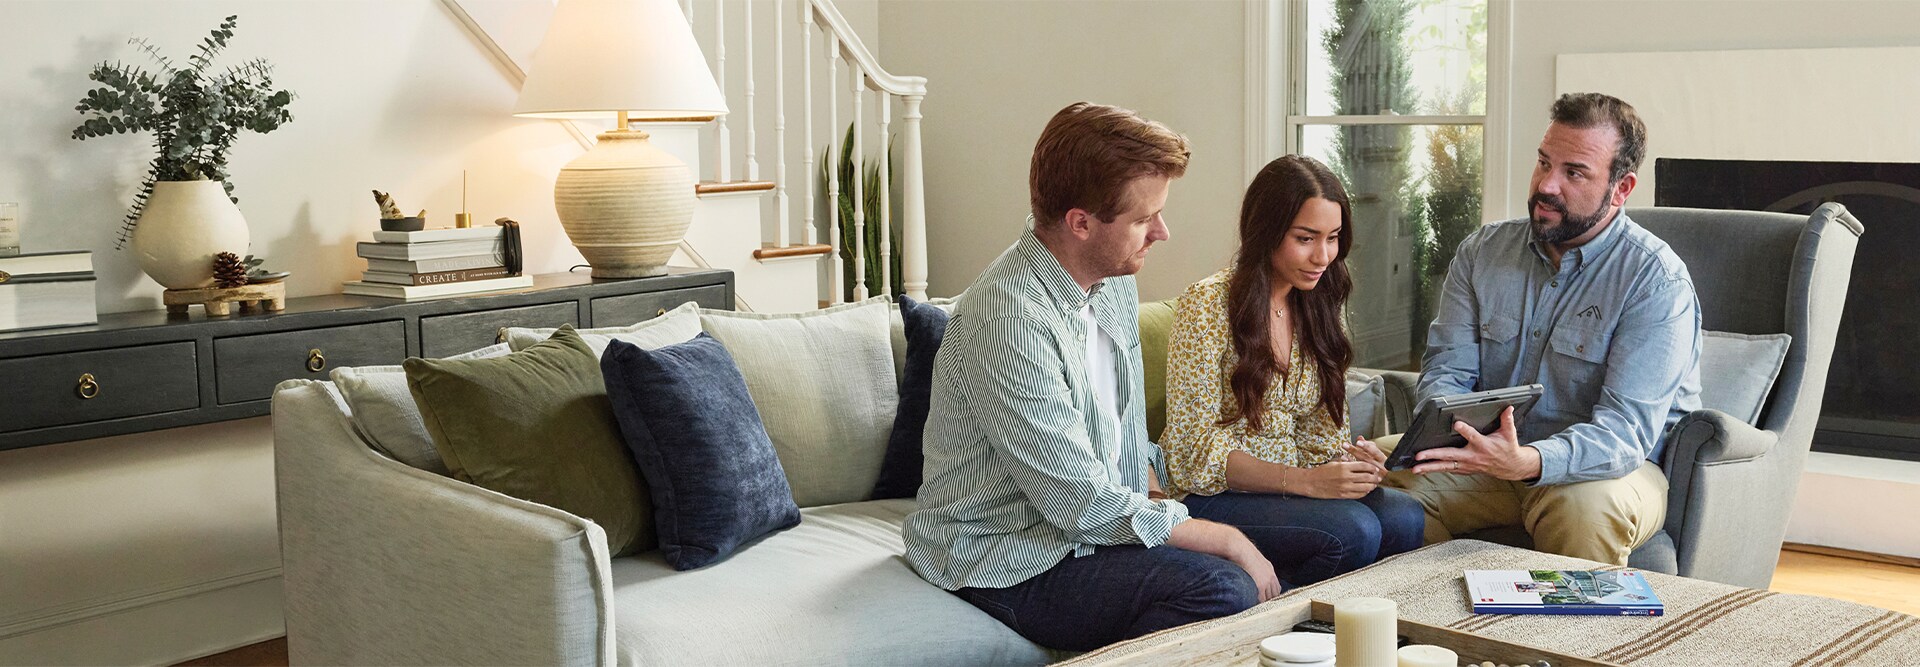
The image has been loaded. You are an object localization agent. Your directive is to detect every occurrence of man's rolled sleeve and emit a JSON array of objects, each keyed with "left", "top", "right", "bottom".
[{"left": 966, "top": 315, "right": 1185, "bottom": 546}]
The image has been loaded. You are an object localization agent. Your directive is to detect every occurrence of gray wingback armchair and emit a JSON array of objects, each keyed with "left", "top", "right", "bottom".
[{"left": 1361, "top": 203, "right": 1862, "bottom": 589}]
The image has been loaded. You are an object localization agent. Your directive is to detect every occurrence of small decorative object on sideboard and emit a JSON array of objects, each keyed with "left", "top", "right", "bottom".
[
  {"left": 345, "top": 210, "right": 529, "bottom": 301},
  {"left": 212, "top": 251, "right": 249, "bottom": 288},
  {"left": 70, "top": 14, "right": 295, "bottom": 289},
  {"left": 373, "top": 190, "right": 425, "bottom": 232}
]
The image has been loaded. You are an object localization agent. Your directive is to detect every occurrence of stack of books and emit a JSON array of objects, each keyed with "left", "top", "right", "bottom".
[
  {"left": 0, "top": 251, "right": 97, "bottom": 333},
  {"left": 343, "top": 227, "right": 532, "bottom": 300}
]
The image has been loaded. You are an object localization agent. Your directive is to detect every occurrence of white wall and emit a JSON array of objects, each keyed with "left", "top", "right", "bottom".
[
  {"left": 1499, "top": 0, "right": 1920, "bottom": 220},
  {"left": 879, "top": 0, "right": 1247, "bottom": 302},
  {"left": 0, "top": 0, "right": 847, "bottom": 663}
]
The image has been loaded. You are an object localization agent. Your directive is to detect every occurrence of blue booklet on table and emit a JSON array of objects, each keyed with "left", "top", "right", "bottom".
[{"left": 1465, "top": 569, "right": 1665, "bottom": 616}]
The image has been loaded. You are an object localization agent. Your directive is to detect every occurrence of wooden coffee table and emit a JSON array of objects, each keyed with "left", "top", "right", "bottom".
[{"left": 1056, "top": 540, "right": 1920, "bottom": 666}]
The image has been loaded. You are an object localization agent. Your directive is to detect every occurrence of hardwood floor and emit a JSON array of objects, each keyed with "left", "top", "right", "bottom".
[
  {"left": 175, "top": 547, "right": 1920, "bottom": 666},
  {"left": 1772, "top": 545, "right": 1920, "bottom": 617}
]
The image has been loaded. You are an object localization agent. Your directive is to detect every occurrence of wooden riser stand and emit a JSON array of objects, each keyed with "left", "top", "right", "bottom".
[{"left": 162, "top": 282, "right": 287, "bottom": 316}]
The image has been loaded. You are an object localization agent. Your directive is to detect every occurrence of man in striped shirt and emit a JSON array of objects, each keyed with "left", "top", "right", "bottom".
[{"left": 903, "top": 103, "right": 1282, "bottom": 652}]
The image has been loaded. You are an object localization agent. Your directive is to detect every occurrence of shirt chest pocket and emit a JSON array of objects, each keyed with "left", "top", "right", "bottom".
[{"left": 1546, "top": 324, "right": 1611, "bottom": 411}]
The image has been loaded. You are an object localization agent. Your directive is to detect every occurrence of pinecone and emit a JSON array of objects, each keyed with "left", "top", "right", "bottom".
[{"left": 212, "top": 252, "right": 249, "bottom": 288}]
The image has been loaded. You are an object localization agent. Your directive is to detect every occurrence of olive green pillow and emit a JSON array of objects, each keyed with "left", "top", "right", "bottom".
[
  {"left": 1138, "top": 299, "right": 1178, "bottom": 443},
  {"left": 404, "top": 326, "right": 652, "bottom": 556}
]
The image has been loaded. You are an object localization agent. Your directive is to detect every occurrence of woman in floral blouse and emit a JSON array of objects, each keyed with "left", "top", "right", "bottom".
[{"left": 1162, "top": 155, "right": 1426, "bottom": 587}]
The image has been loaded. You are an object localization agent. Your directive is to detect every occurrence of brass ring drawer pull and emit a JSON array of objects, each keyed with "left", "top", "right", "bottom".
[
  {"left": 656, "top": 308, "right": 667, "bottom": 317},
  {"left": 76, "top": 373, "right": 100, "bottom": 399},
  {"left": 496, "top": 327, "right": 508, "bottom": 345},
  {"left": 306, "top": 349, "right": 327, "bottom": 373}
]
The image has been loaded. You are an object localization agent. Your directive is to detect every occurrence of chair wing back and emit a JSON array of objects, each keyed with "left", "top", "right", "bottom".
[{"left": 1627, "top": 203, "right": 1862, "bottom": 584}]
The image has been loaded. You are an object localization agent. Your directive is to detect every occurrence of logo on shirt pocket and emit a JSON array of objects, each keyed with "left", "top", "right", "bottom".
[{"left": 1576, "top": 305, "right": 1603, "bottom": 320}]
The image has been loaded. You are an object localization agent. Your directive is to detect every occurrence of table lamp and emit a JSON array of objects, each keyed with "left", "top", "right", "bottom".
[{"left": 514, "top": 0, "right": 728, "bottom": 278}]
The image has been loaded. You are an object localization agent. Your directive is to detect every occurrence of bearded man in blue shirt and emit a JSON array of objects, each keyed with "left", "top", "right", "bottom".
[{"left": 1385, "top": 93, "right": 1704, "bottom": 566}]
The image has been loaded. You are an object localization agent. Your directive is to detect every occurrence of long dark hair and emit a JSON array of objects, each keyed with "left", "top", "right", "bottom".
[{"left": 1221, "top": 155, "right": 1354, "bottom": 433}]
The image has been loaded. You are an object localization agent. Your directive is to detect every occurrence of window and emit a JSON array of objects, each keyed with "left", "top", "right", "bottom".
[{"left": 1286, "top": 0, "right": 1490, "bottom": 370}]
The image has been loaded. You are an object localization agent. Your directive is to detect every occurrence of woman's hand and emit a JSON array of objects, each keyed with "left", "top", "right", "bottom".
[
  {"left": 1346, "top": 439, "right": 1389, "bottom": 468},
  {"left": 1290, "top": 461, "right": 1382, "bottom": 499}
]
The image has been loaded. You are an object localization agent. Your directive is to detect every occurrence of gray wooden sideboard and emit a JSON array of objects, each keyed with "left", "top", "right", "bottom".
[{"left": 0, "top": 268, "right": 734, "bottom": 451}]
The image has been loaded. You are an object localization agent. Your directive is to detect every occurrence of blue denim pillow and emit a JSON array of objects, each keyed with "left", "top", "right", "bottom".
[
  {"left": 871, "top": 295, "right": 951, "bottom": 499},
  {"left": 601, "top": 334, "right": 800, "bottom": 570}
]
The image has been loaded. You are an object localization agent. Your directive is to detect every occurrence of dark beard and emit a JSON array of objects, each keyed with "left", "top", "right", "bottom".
[{"left": 1528, "top": 191, "right": 1611, "bottom": 246}]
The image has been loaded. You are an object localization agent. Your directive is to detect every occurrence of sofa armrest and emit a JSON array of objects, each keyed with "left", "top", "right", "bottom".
[
  {"left": 1665, "top": 408, "right": 1780, "bottom": 466},
  {"left": 1350, "top": 368, "right": 1421, "bottom": 433},
  {"left": 272, "top": 380, "right": 615, "bottom": 667}
]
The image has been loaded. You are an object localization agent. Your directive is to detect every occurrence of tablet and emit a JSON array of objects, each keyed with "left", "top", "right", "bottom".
[{"left": 1382, "top": 384, "right": 1545, "bottom": 471}]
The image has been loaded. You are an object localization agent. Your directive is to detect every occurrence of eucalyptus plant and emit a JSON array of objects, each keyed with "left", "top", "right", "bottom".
[{"left": 71, "top": 15, "right": 295, "bottom": 247}]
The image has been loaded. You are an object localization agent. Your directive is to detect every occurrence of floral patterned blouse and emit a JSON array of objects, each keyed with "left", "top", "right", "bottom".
[{"left": 1163, "top": 269, "right": 1350, "bottom": 497}]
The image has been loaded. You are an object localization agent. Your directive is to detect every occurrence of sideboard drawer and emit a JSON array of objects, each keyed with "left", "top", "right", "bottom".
[
  {"left": 213, "top": 321, "right": 407, "bottom": 404},
  {"left": 421, "top": 302, "right": 579, "bottom": 358},
  {"left": 0, "top": 343, "right": 199, "bottom": 433},
  {"left": 590, "top": 284, "right": 728, "bottom": 326}
]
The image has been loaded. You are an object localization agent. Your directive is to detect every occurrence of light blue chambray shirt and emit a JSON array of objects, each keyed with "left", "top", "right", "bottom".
[
  {"left": 1417, "top": 211, "right": 1703, "bottom": 486},
  {"left": 903, "top": 229, "right": 1187, "bottom": 591}
]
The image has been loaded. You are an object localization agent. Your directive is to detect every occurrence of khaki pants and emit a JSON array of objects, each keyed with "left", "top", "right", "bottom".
[{"left": 1374, "top": 434, "right": 1667, "bottom": 566}]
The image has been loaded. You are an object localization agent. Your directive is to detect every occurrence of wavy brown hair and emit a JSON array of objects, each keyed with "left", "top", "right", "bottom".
[{"left": 1221, "top": 155, "right": 1354, "bottom": 433}]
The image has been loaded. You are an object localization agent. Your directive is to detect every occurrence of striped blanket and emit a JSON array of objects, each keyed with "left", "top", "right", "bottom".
[{"left": 1059, "top": 540, "right": 1920, "bottom": 666}]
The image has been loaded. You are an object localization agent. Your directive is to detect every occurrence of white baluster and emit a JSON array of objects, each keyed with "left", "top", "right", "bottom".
[
  {"left": 826, "top": 32, "right": 842, "bottom": 303},
  {"left": 744, "top": 0, "right": 758, "bottom": 182},
  {"left": 801, "top": 2, "right": 816, "bottom": 246},
  {"left": 773, "top": 0, "right": 788, "bottom": 247},
  {"left": 712, "top": 0, "right": 730, "bottom": 183},
  {"left": 877, "top": 91, "right": 891, "bottom": 297},
  {"left": 851, "top": 61, "right": 866, "bottom": 301},
  {"left": 901, "top": 94, "right": 928, "bottom": 300}
]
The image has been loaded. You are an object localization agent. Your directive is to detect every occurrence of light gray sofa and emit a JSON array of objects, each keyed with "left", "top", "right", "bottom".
[
  {"left": 1355, "top": 204, "right": 1863, "bottom": 589},
  {"left": 272, "top": 299, "right": 1059, "bottom": 666}
]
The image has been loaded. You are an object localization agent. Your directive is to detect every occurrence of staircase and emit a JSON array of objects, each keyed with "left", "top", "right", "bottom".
[{"left": 446, "top": 0, "right": 928, "bottom": 313}]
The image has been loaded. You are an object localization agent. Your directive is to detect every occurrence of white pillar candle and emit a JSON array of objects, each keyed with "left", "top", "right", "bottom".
[
  {"left": 1334, "top": 597, "right": 1398, "bottom": 667},
  {"left": 1397, "top": 644, "right": 1458, "bottom": 667}
]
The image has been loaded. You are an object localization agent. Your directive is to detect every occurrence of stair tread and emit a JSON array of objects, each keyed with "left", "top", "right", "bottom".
[{"left": 752, "top": 244, "right": 834, "bottom": 261}]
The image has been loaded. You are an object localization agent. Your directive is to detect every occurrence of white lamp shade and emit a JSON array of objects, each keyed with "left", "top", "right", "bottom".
[{"left": 514, "top": 0, "right": 729, "bottom": 120}]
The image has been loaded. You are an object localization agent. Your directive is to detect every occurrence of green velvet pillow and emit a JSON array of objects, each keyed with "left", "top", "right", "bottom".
[
  {"left": 404, "top": 326, "right": 653, "bottom": 556},
  {"left": 1138, "top": 298, "right": 1178, "bottom": 443}
]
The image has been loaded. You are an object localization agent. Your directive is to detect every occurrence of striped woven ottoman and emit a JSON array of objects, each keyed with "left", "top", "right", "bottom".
[{"left": 1058, "top": 540, "right": 1919, "bottom": 666}]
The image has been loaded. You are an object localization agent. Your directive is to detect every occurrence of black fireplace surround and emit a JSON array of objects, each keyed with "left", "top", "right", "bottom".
[{"left": 1656, "top": 158, "right": 1919, "bottom": 462}]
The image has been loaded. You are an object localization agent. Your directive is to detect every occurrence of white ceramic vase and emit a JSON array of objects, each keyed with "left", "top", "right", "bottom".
[
  {"left": 553, "top": 129, "right": 695, "bottom": 278},
  {"left": 133, "top": 180, "right": 251, "bottom": 289}
]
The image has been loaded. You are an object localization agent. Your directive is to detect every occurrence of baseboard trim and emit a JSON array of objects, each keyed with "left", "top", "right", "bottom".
[
  {"left": 1782, "top": 542, "right": 1920, "bottom": 569},
  {"left": 0, "top": 567, "right": 281, "bottom": 640}
]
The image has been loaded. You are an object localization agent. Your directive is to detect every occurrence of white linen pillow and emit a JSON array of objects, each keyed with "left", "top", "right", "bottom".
[
  {"left": 700, "top": 296, "right": 898, "bottom": 508},
  {"left": 504, "top": 301, "right": 702, "bottom": 357}
]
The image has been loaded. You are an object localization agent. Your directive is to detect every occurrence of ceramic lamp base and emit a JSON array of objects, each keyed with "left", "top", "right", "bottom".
[{"left": 553, "top": 129, "right": 695, "bottom": 279}]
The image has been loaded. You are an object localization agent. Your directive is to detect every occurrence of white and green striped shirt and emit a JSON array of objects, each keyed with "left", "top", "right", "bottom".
[{"left": 903, "top": 229, "right": 1188, "bottom": 591}]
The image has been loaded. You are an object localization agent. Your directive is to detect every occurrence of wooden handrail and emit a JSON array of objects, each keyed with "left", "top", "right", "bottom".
[{"left": 752, "top": 244, "right": 834, "bottom": 261}]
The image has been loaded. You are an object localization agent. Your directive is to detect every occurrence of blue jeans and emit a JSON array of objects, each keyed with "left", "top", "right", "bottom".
[
  {"left": 1184, "top": 487, "right": 1426, "bottom": 588},
  {"left": 955, "top": 545, "right": 1258, "bottom": 651}
]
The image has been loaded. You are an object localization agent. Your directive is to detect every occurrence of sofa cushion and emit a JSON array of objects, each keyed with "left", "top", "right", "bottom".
[
  {"left": 602, "top": 335, "right": 800, "bottom": 570},
  {"left": 329, "top": 343, "right": 511, "bottom": 475},
  {"left": 607, "top": 499, "right": 1050, "bottom": 666},
  {"left": 1700, "top": 331, "right": 1791, "bottom": 425},
  {"left": 872, "top": 295, "right": 951, "bottom": 500},
  {"left": 403, "top": 326, "right": 653, "bottom": 556},
  {"left": 504, "top": 301, "right": 702, "bottom": 357},
  {"left": 700, "top": 297, "right": 898, "bottom": 508}
]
